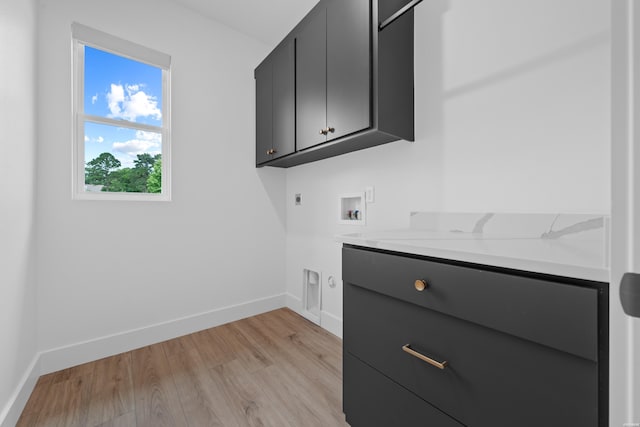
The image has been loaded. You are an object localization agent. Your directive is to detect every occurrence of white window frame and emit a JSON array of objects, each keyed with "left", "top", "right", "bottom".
[{"left": 72, "top": 23, "right": 171, "bottom": 201}]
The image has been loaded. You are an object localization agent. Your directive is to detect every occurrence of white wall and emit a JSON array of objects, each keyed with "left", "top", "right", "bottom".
[
  {"left": 0, "top": 0, "right": 39, "bottom": 423},
  {"left": 36, "top": 0, "right": 286, "bottom": 370},
  {"left": 285, "top": 0, "right": 611, "bottom": 337}
]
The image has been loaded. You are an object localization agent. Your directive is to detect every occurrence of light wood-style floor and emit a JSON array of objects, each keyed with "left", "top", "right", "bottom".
[{"left": 17, "top": 308, "right": 349, "bottom": 427}]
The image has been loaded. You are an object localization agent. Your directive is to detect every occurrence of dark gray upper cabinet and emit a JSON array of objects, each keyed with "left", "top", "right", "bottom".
[
  {"left": 256, "top": 0, "right": 414, "bottom": 168},
  {"left": 255, "top": 40, "right": 295, "bottom": 165}
]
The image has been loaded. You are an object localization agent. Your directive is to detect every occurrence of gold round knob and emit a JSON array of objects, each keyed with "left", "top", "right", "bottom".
[{"left": 414, "top": 280, "right": 427, "bottom": 291}]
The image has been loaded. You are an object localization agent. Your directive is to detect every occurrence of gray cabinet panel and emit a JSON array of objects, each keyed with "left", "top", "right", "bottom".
[
  {"left": 344, "top": 353, "right": 464, "bottom": 427},
  {"left": 255, "top": 61, "right": 273, "bottom": 165},
  {"left": 326, "top": 0, "right": 371, "bottom": 141},
  {"left": 296, "top": 8, "right": 327, "bottom": 151},
  {"left": 272, "top": 40, "right": 295, "bottom": 159}
]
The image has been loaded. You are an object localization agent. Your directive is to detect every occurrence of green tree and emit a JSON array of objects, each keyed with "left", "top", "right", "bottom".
[
  {"left": 103, "top": 167, "right": 149, "bottom": 193},
  {"left": 147, "top": 159, "right": 162, "bottom": 193},
  {"left": 85, "top": 152, "right": 121, "bottom": 185},
  {"left": 133, "top": 153, "right": 157, "bottom": 173}
]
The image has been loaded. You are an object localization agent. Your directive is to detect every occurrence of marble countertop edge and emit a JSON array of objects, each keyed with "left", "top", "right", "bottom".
[{"left": 337, "top": 232, "right": 609, "bottom": 283}]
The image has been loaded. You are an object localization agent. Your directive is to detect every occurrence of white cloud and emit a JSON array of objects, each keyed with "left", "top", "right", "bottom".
[
  {"left": 106, "top": 83, "right": 161, "bottom": 122},
  {"left": 135, "top": 130, "right": 161, "bottom": 141},
  {"left": 84, "top": 135, "right": 104, "bottom": 143},
  {"left": 107, "top": 84, "right": 125, "bottom": 116},
  {"left": 91, "top": 94, "right": 98, "bottom": 104},
  {"left": 112, "top": 131, "right": 161, "bottom": 164}
]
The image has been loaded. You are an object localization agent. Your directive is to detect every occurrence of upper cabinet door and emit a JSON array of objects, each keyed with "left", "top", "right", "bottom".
[
  {"left": 327, "top": 0, "right": 371, "bottom": 141},
  {"left": 255, "top": 59, "right": 273, "bottom": 165},
  {"left": 296, "top": 8, "right": 328, "bottom": 151},
  {"left": 255, "top": 41, "right": 295, "bottom": 165},
  {"left": 272, "top": 39, "right": 295, "bottom": 160}
]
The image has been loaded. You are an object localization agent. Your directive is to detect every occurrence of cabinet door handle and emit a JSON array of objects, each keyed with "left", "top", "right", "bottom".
[
  {"left": 327, "top": 127, "right": 335, "bottom": 133},
  {"left": 402, "top": 344, "right": 448, "bottom": 370},
  {"left": 319, "top": 128, "right": 328, "bottom": 135}
]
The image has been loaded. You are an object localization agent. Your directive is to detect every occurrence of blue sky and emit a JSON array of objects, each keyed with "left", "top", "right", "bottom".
[{"left": 83, "top": 46, "right": 162, "bottom": 168}]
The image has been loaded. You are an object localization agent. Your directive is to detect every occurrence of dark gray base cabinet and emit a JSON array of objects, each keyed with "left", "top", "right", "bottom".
[{"left": 342, "top": 245, "right": 608, "bottom": 427}]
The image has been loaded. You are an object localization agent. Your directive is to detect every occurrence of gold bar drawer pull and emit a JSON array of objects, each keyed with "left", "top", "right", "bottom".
[{"left": 402, "top": 344, "right": 448, "bottom": 370}]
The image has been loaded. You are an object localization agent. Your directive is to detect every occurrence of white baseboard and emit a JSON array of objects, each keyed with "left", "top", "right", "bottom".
[
  {"left": 285, "top": 292, "right": 303, "bottom": 315},
  {"left": 284, "top": 292, "right": 342, "bottom": 338},
  {"left": 40, "top": 293, "right": 287, "bottom": 374},
  {"left": 0, "top": 354, "right": 40, "bottom": 427},
  {"left": 320, "top": 310, "right": 343, "bottom": 339}
]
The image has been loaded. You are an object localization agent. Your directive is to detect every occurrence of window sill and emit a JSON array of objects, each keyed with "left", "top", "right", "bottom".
[{"left": 73, "top": 191, "right": 171, "bottom": 202}]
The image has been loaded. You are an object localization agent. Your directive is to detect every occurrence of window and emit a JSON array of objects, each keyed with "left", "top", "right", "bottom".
[{"left": 72, "top": 23, "right": 171, "bottom": 200}]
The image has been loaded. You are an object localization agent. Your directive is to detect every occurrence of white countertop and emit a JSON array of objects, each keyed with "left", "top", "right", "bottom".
[{"left": 338, "top": 228, "right": 609, "bottom": 283}]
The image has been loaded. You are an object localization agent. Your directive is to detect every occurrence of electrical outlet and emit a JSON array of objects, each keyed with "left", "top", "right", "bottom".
[
  {"left": 328, "top": 275, "right": 336, "bottom": 288},
  {"left": 295, "top": 193, "right": 302, "bottom": 206},
  {"left": 365, "top": 186, "right": 375, "bottom": 203}
]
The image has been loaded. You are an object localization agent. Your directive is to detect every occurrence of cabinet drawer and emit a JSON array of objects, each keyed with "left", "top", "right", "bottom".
[
  {"left": 344, "top": 352, "right": 464, "bottom": 427},
  {"left": 344, "top": 282, "right": 599, "bottom": 427},
  {"left": 342, "top": 246, "right": 599, "bottom": 360}
]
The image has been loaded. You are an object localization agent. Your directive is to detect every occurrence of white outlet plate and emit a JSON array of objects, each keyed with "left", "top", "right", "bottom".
[{"left": 365, "top": 186, "right": 375, "bottom": 203}]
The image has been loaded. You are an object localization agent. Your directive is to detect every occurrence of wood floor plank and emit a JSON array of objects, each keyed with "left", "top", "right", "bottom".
[
  {"left": 28, "top": 368, "right": 94, "bottom": 427},
  {"left": 16, "top": 374, "right": 55, "bottom": 427},
  {"left": 131, "top": 345, "right": 188, "bottom": 427},
  {"left": 242, "top": 310, "right": 342, "bottom": 380},
  {"left": 211, "top": 357, "right": 294, "bottom": 427},
  {"left": 18, "top": 309, "right": 347, "bottom": 427},
  {"left": 159, "top": 332, "right": 194, "bottom": 359},
  {"left": 259, "top": 340, "right": 346, "bottom": 427},
  {"left": 238, "top": 311, "right": 347, "bottom": 426},
  {"left": 251, "top": 362, "right": 348, "bottom": 427},
  {"left": 209, "top": 322, "right": 273, "bottom": 374},
  {"left": 51, "top": 362, "right": 94, "bottom": 385},
  {"left": 93, "top": 411, "right": 136, "bottom": 427},
  {"left": 182, "top": 328, "right": 234, "bottom": 369},
  {"left": 86, "top": 353, "right": 134, "bottom": 426},
  {"left": 256, "top": 309, "right": 301, "bottom": 338},
  {"left": 165, "top": 347, "right": 227, "bottom": 427}
]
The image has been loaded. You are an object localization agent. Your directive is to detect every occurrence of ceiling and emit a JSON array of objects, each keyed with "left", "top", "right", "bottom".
[{"left": 171, "top": 0, "right": 320, "bottom": 46}]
